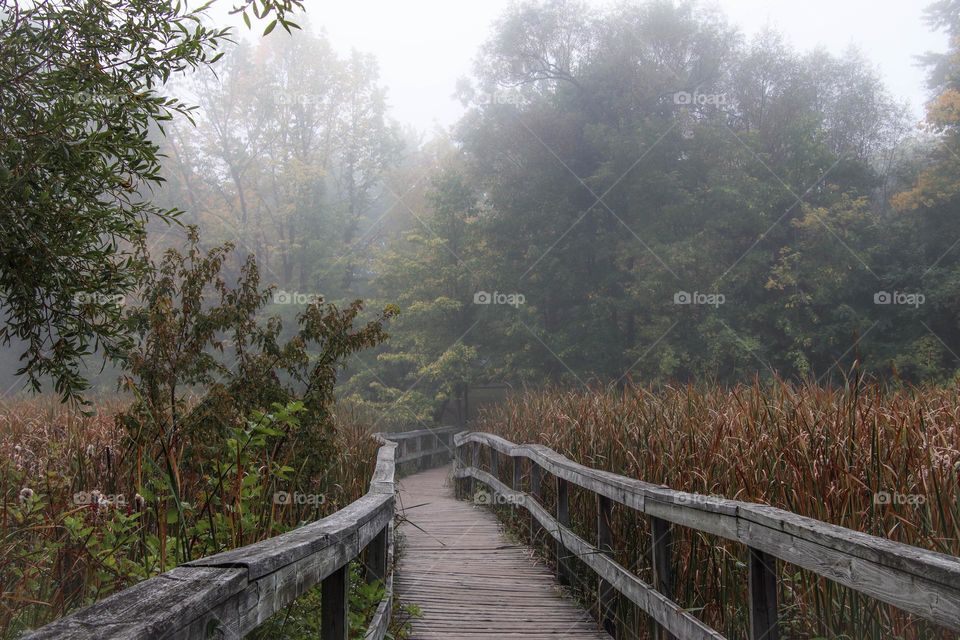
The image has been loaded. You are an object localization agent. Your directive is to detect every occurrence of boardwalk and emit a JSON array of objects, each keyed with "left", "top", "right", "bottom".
[
  {"left": 395, "top": 465, "right": 610, "bottom": 639},
  {"left": 26, "top": 427, "right": 960, "bottom": 640}
]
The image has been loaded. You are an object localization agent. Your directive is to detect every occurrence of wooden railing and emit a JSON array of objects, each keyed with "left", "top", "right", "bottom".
[
  {"left": 454, "top": 431, "right": 960, "bottom": 640},
  {"left": 25, "top": 425, "right": 461, "bottom": 640}
]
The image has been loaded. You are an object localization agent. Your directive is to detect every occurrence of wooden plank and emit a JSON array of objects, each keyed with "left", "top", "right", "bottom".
[
  {"left": 556, "top": 476, "right": 573, "bottom": 586},
  {"left": 651, "top": 516, "right": 676, "bottom": 640},
  {"left": 322, "top": 565, "right": 349, "bottom": 640},
  {"left": 23, "top": 566, "right": 247, "bottom": 640},
  {"left": 365, "top": 523, "right": 388, "bottom": 584},
  {"left": 597, "top": 493, "right": 616, "bottom": 636},
  {"left": 530, "top": 461, "right": 543, "bottom": 546},
  {"left": 363, "top": 520, "right": 395, "bottom": 640},
  {"left": 748, "top": 547, "right": 779, "bottom": 640},
  {"left": 397, "top": 466, "right": 610, "bottom": 640}
]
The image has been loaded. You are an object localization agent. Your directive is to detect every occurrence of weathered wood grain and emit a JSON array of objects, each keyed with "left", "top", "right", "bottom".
[
  {"left": 395, "top": 465, "right": 611, "bottom": 639},
  {"left": 459, "top": 467, "right": 728, "bottom": 640},
  {"left": 455, "top": 431, "right": 960, "bottom": 634}
]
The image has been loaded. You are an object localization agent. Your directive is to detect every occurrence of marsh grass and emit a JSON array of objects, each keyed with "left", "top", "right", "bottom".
[
  {"left": 0, "top": 395, "right": 381, "bottom": 637},
  {"left": 476, "top": 377, "right": 960, "bottom": 639}
]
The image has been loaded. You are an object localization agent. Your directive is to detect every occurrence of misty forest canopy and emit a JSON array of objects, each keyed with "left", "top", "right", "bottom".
[{"left": 3, "top": 0, "right": 960, "bottom": 418}]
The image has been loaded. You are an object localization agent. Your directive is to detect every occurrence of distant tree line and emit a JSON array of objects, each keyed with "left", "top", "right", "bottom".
[
  {"left": 149, "top": 0, "right": 960, "bottom": 424},
  {"left": 5, "top": 0, "right": 960, "bottom": 418}
]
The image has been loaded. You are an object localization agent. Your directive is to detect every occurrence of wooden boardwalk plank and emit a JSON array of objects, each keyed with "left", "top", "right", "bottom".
[{"left": 395, "top": 466, "right": 610, "bottom": 640}]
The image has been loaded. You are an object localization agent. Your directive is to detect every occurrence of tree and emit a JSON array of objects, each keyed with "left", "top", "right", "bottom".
[
  {"left": 0, "top": 0, "right": 304, "bottom": 400},
  {"left": 158, "top": 28, "right": 403, "bottom": 300}
]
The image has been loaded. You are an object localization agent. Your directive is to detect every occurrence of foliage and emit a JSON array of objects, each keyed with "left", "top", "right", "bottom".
[
  {"left": 0, "top": 230, "right": 396, "bottom": 635},
  {"left": 0, "top": 0, "right": 304, "bottom": 400},
  {"left": 340, "top": 0, "right": 960, "bottom": 404},
  {"left": 477, "top": 379, "right": 960, "bottom": 639}
]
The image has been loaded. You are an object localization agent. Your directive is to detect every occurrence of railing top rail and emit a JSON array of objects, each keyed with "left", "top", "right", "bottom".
[
  {"left": 27, "top": 433, "right": 429, "bottom": 639},
  {"left": 455, "top": 430, "right": 960, "bottom": 632},
  {"left": 381, "top": 424, "right": 461, "bottom": 441}
]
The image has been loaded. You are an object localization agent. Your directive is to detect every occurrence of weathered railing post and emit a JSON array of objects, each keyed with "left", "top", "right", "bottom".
[
  {"left": 366, "top": 523, "right": 389, "bottom": 584},
  {"left": 556, "top": 476, "right": 572, "bottom": 586},
  {"left": 456, "top": 441, "right": 467, "bottom": 499},
  {"left": 490, "top": 447, "right": 499, "bottom": 480},
  {"left": 321, "top": 564, "right": 349, "bottom": 640},
  {"left": 596, "top": 494, "right": 616, "bottom": 636},
  {"left": 748, "top": 547, "right": 779, "bottom": 640},
  {"left": 650, "top": 516, "right": 675, "bottom": 640},
  {"left": 512, "top": 454, "right": 522, "bottom": 521},
  {"left": 470, "top": 440, "right": 480, "bottom": 499},
  {"left": 530, "top": 461, "right": 543, "bottom": 546}
]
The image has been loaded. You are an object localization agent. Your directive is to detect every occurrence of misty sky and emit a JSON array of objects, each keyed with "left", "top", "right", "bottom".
[{"left": 286, "top": 0, "right": 948, "bottom": 134}]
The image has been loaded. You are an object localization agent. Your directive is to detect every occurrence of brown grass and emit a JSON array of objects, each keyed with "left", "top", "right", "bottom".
[
  {"left": 0, "top": 395, "right": 381, "bottom": 637},
  {"left": 476, "top": 378, "right": 960, "bottom": 639}
]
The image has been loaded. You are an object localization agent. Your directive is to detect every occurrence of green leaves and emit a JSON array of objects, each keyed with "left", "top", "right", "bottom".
[{"left": 0, "top": 0, "right": 307, "bottom": 401}]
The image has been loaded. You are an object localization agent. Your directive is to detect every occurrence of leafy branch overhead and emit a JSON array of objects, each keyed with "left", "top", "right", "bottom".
[{"left": 0, "top": 0, "right": 305, "bottom": 400}]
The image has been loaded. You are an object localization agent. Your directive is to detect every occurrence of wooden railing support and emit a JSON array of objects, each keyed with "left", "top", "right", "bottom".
[
  {"left": 596, "top": 493, "right": 616, "bottom": 636},
  {"left": 469, "top": 440, "right": 480, "bottom": 498},
  {"left": 556, "top": 476, "right": 572, "bottom": 586},
  {"left": 366, "top": 523, "right": 389, "bottom": 584},
  {"left": 650, "top": 516, "right": 676, "bottom": 640},
  {"left": 748, "top": 547, "right": 779, "bottom": 640},
  {"left": 321, "top": 565, "right": 349, "bottom": 640},
  {"left": 530, "top": 461, "right": 543, "bottom": 546},
  {"left": 452, "top": 430, "right": 960, "bottom": 640}
]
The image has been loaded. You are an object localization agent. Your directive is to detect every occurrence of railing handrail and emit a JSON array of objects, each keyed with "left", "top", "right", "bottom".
[
  {"left": 25, "top": 427, "right": 459, "bottom": 640},
  {"left": 454, "top": 430, "right": 960, "bottom": 639}
]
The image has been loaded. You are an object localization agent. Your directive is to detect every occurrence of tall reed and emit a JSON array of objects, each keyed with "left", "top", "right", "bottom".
[
  {"left": 475, "top": 378, "right": 960, "bottom": 639},
  {"left": 0, "top": 396, "right": 380, "bottom": 637}
]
